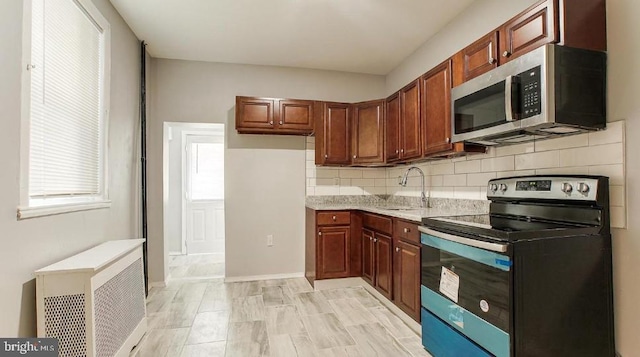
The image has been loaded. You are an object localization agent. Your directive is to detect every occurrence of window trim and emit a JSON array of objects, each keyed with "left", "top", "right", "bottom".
[{"left": 18, "top": 0, "right": 112, "bottom": 219}]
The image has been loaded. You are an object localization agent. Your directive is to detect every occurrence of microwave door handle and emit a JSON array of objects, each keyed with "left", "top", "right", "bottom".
[{"left": 505, "top": 75, "right": 514, "bottom": 121}]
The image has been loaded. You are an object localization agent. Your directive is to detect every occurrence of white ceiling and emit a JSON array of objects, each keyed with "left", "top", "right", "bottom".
[{"left": 110, "top": 0, "right": 476, "bottom": 75}]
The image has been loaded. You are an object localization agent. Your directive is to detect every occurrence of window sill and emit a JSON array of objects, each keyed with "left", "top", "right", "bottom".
[{"left": 17, "top": 200, "right": 112, "bottom": 220}]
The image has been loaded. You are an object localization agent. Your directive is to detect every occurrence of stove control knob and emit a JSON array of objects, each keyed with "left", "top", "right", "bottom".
[
  {"left": 577, "top": 182, "right": 590, "bottom": 194},
  {"left": 490, "top": 184, "right": 498, "bottom": 192},
  {"left": 561, "top": 182, "right": 573, "bottom": 194},
  {"left": 499, "top": 183, "right": 508, "bottom": 192}
]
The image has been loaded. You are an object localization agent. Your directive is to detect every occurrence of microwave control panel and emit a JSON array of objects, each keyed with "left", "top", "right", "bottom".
[{"left": 519, "top": 66, "right": 541, "bottom": 119}]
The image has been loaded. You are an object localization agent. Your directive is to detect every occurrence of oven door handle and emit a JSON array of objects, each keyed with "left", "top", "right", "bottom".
[{"left": 419, "top": 227, "right": 508, "bottom": 253}]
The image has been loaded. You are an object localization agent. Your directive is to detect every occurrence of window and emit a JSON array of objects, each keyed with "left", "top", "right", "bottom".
[
  {"left": 189, "top": 142, "right": 225, "bottom": 201},
  {"left": 19, "top": 0, "right": 111, "bottom": 219}
]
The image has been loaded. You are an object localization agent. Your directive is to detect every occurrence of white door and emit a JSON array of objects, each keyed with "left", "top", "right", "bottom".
[{"left": 184, "top": 135, "right": 225, "bottom": 255}]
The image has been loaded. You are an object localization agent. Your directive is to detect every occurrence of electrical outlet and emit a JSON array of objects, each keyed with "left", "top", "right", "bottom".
[{"left": 267, "top": 234, "right": 274, "bottom": 247}]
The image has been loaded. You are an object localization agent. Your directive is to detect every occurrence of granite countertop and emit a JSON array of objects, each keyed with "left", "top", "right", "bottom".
[{"left": 305, "top": 196, "right": 489, "bottom": 223}]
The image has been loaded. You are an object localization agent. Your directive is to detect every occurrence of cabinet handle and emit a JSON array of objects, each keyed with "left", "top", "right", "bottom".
[
  {"left": 400, "top": 149, "right": 404, "bottom": 153},
  {"left": 324, "top": 154, "right": 328, "bottom": 159},
  {"left": 488, "top": 42, "right": 495, "bottom": 64},
  {"left": 353, "top": 155, "right": 357, "bottom": 159},
  {"left": 396, "top": 247, "right": 400, "bottom": 253},
  {"left": 332, "top": 215, "right": 336, "bottom": 221},
  {"left": 318, "top": 231, "right": 322, "bottom": 236},
  {"left": 446, "top": 137, "right": 450, "bottom": 143},
  {"left": 395, "top": 150, "right": 399, "bottom": 154},
  {"left": 374, "top": 238, "right": 378, "bottom": 243},
  {"left": 503, "top": 50, "right": 510, "bottom": 58},
  {"left": 279, "top": 120, "right": 283, "bottom": 125},
  {"left": 369, "top": 237, "right": 373, "bottom": 241},
  {"left": 269, "top": 121, "right": 274, "bottom": 125},
  {"left": 403, "top": 228, "right": 410, "bottom": 233}
]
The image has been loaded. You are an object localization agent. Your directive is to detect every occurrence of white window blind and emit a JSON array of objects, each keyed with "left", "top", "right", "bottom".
[{"left": 29, "top": 0, "right": 105, "bottom": 201}]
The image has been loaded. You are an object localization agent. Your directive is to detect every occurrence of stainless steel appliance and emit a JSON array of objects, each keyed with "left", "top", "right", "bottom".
[
  {"left": 451, "top": 45, "right": 607, "bottom": 146},
  {"left": 419, "top": 175, "right": 614, "bottom": 357}
]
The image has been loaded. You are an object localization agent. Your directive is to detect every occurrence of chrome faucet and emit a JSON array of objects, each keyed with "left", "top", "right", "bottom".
[{"left": 399, "top": 166, "right": 430, "bottom": 208}]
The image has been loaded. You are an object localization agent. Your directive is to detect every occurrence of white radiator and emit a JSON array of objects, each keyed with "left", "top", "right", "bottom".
[{"left": 35, "top": 239, "right": 147, "bottom": 357}]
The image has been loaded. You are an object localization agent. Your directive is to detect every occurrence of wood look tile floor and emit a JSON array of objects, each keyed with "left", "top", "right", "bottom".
[
  {"left": 134, "top": 278, "right": 432, "bottom": 357},
  {"left": 170, "top": 254, "right": 226, "bottom": 279}
]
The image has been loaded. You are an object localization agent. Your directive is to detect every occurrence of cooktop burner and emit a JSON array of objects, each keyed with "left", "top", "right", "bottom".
[{"left": 423, "top": 214, "right": 600, "bottom": 242}]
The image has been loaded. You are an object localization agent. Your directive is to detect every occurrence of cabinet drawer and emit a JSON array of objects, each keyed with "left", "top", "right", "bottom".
[
  {"left": 362, "top": 213, "right": 393, "bottom": 235},
  {"left": 317, "top": 211, "right": 351, "bottom": 226},
  {"left": 395, "top": 219, "right": 420, "bottom": 244}
]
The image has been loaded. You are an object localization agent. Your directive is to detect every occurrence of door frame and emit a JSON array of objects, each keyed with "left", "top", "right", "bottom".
[{"left": 180, "top": 129, "right": 225, "bottom": 255}]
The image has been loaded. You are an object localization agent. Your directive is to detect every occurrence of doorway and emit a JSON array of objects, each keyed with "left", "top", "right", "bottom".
[{"left": 165, "top": 123, "right": 225, "bottom": 280}]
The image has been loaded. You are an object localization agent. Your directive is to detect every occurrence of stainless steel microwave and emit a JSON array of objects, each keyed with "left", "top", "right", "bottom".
[{"left": 451, "top": 44, "right": 607, "bottom": 146}]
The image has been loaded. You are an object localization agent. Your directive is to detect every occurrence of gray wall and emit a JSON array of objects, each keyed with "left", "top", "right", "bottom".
[
  {"left": 0, "top": 0, "right": 140, "bottom": 336},
  {"left": 147, "top": 60, "right": 386, "bottom": 282},
  {"left": 386, "top": 0, "right": 639, "bottom": 354}
]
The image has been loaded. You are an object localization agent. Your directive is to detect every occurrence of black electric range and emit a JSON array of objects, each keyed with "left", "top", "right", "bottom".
[{"left": 419, "top": 175, "right": 615, "bottom": 357}]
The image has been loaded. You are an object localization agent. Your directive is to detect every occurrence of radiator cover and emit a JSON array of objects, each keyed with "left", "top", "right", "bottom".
[{"left": 36, "top": 239, "right": 147, "bottom": 357}]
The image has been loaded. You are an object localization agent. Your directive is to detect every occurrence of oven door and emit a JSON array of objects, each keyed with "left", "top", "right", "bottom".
[{"left": 420, "top": 227, "right": 511, "bottom": 357}]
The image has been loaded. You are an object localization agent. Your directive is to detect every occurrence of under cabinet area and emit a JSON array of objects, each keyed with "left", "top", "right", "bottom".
[{"left": 306, "top": 208, "right": 422, "bottom": 323}]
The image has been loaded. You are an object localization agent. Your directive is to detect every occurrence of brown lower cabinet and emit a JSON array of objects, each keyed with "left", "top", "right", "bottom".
[
  {"left": 307, "top": 210, "right": 353, "bottom": 283},
  {"left": 361, "top": 213, "right": 395, "bottom": 301},
  {"left": 361, "top": 228, "right": 393, "bottom": 300},
  {"left": 306, "top": 209, "right": 421, "bottom": 322},
  {"left": 393, "top": 239, "right": 421, "bottom": 321}
]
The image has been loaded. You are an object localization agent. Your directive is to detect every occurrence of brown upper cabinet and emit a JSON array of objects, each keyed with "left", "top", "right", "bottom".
[
  {"left": 315, "top": 101, "right": 352, "bottom": 166},
  {"left": 422, "top": 60, "right": 486, "bottom": 158},
  {"left": 459, "top": 31, "right": 499, "bottom": 83},
  {"left": 500, "top": 0, "right": 606, "bottom": 64},
  {"left": 500, "top": 0, "right": 559, "bottom": 64},
  {"left": 452, "top": 0, "right": 606, "bottom": 86},
  {"left": 385, "top": 80, "right": 422, "bottom": 163},
  {"left": 352, "top": 100, "right": 385, "bottom": 165},
  {"left": 399, "top": 80, "right": 422, "bottom": 161},
  {"left": 385, "top": 92, "right": 401, "bottom": 162},
  {"left": 421, "top": 60, "right": 454, "bottom": 156},
  {"left": 236, "top": 96, "right": 314, "bottom": 135}
]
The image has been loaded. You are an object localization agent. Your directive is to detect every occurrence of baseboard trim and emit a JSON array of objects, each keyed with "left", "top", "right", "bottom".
[
  {"left": 224, "top": 272, "right": 305, "bottom": 283},
  {"left": 313, "top": 277, "right": 421, "bottom": 335},
  {"left": 148, "top": 275, "right": 170, "bottom": 289}
]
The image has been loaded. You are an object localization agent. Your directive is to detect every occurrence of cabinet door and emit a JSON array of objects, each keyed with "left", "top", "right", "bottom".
[
  {"left": 375, "top": 233, "right": 393, "bottom": 300},
  {"left": 321, "top": 102, "right": 351, "bottom": 165},
  {"left": 499, "top": 0, "right": 558, "bottom": 64},
  {"left": 421, "top": 60, "right": 454, "bottom": 156},
  {"left": 385, "top": 92, "right": 401, "bottom": 162},
  {"left": 399, "top": 79, "right": 421, "bottom": 160},
  {"left": 235, "top": 96, "right": 276, "bottom": 132},
  {"left": 317, "top": 226, "right": 350, "bottom": 279},
  {"left": 461, "top": 31, "right": 499, "bottom": 83},
  {"left": 352, "top": 100, "right": 385, "bottom": 165},
  {"left": 278, "top": 99, "right": 314, "bottom": 134},
  {"left": 362, "top": 229, "right": 375, "bottom": 286},
  {"left": 393, "top": 240, "right": 421, "bottom": 322}
]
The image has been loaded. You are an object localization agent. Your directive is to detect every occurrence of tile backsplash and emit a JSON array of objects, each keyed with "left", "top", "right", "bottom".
[{"left": 306, "top": 120, "right": 626, "bottom": 228}]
